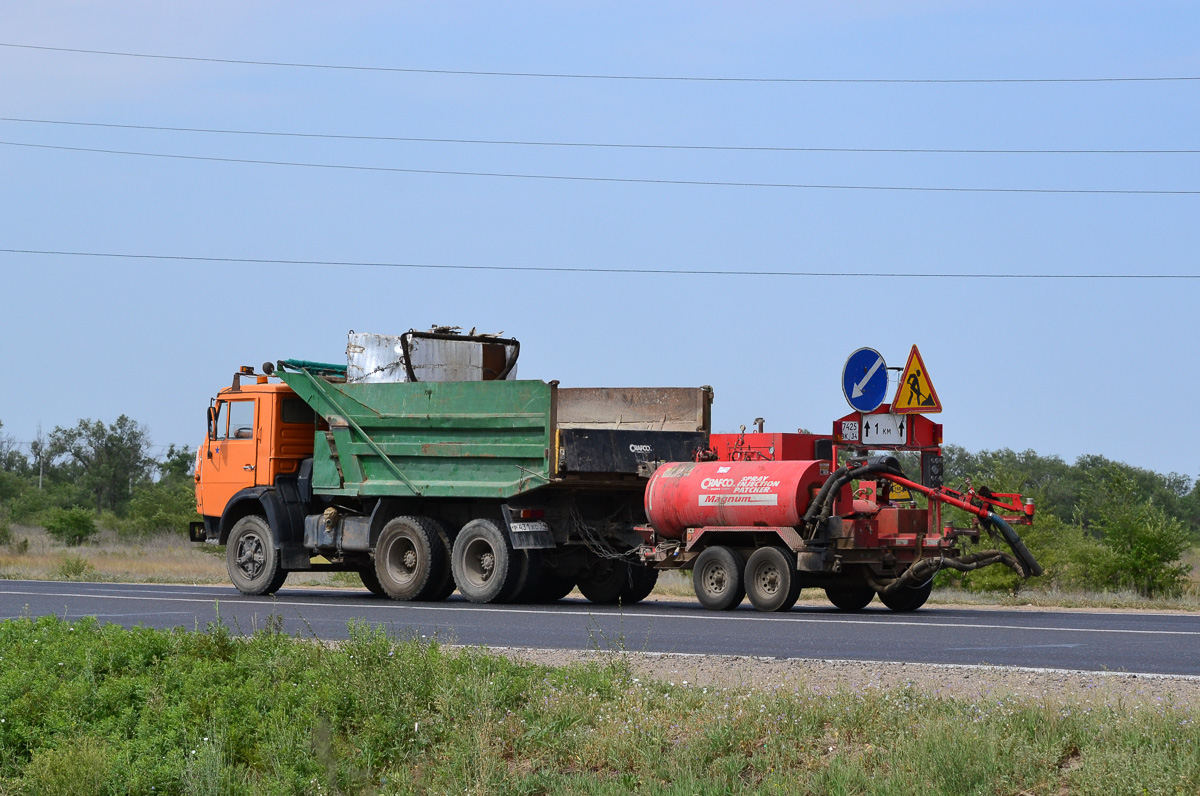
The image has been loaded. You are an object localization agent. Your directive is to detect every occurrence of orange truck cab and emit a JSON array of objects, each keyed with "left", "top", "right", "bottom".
[{"left": 194, "top": 375, "right": 319, "bottom": 537}]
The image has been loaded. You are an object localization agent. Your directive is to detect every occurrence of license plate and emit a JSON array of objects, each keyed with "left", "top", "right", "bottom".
[{"left": 510, "top": 521, "right": 551, "bottom": 534}]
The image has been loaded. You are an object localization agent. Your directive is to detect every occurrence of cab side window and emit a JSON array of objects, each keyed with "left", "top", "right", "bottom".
[
  {"left": 228, "top": 401, "right": 255, "bottom": 439},
  {"left": 213, "top": 400, "right": 256, "bottom": 440}
]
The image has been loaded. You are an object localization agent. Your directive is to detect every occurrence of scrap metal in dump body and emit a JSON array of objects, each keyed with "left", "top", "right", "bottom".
[{"left": 192, "top": 328, "right": 1040, "bottom": 612}]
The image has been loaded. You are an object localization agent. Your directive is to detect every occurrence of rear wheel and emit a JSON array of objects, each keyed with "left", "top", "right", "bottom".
[
  {"left": 620, "top": 566, "right": 659, "bottom": 605},
  {"left": 879, "top": 578, "right": 933, "bottom": 612},
  {"left": 358, "top": 567, "right": 386, "bottom": 597},
  {"left": 374, "top": 516, "right": 448, "bottom": 601},
  {"left": 226, "top": 515, "right": 287, "bottom": 595},
  {"left": 534, "top": 570, "right": 577, "bottom": 602},
  {"left": 577, "top": 559, "right": 628, "bottom": 604},
  {"left": 692, "top": 546, "right": 745, "bottom": 611},
  {"left": 744, "top": 547, "right": 801, "bottom": 612},
  {"left": 426, "top": 521, "right": 455, "bottom": 601},
  {"left": 451, "top": 519, "right": 517, "bottom": 604},
  {"left": 505, "top": 550, "right": 544, "bottom": 603},
  {"left": 825, "top": 585, "right": 875, "bottom": 611}
]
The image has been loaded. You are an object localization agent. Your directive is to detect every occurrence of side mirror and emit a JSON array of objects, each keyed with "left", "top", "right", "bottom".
[{"left": 206, "top": 406, "right": 218, "bottom": 458}]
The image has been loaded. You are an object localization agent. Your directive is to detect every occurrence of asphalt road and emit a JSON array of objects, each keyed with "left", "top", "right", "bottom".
[{"left": 3, "top": 579, "right": 1199, "bottom": 676}]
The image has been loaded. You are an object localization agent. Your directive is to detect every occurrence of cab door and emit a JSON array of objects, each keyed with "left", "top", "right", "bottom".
[{"left": 200, "top": 397, "right": 259, "bottom": 517}]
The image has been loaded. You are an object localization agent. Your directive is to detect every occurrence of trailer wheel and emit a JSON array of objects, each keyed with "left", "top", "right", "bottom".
[
  {"left": 358, "top": 567, "right": 387, "bottom": 597},
  {"left": 620, "top": 566, "right": 659, "bottom": 605},
  {"left": 375, "top": 516, "right": 448, "bottom": 601},
  {"left": 451, "top": 519, "right": 517, "bottom": 604},
  {"left": 744, "top": 547, "right": 801, "bottom": 612},
  {"left": 226, "top": 515, "right": 288, "bottom": 595},
  {"left": 879, "top": 578, "right": 933, "bottom": 612},
  {"left": 577, "top": 560, "right": 628, "bottom": 604},
  {"left": 693, "top": 547, "right": 745, "bottom": 610},
  {"left": 825, "top": 586, "right": 875, "bottom": 611}
]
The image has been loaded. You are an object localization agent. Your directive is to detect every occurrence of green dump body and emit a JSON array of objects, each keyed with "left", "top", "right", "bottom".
[{"left": 279, "top": 369, "right": 554, "bottom": 499}]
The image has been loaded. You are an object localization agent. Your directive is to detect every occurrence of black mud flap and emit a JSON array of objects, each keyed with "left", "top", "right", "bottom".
[
  {"left": 281, "top": 544, "right": 312, "bottom": 570},
  {"left": 558, "top": 429, "right": 708, "bottom": 474},
  {"left": 501, "top": 505, "right": 557, "bottom": 549}
]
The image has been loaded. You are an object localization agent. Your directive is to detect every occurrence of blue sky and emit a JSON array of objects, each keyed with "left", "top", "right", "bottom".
[{"left": 1, "top": 2, "right": 1197, "bottom": 477}]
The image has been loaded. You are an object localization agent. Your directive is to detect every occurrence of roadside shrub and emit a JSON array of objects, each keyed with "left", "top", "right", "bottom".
[
  {"left": 43, "top": 507, "right": 98, "bottom": 546},
  {"left": 53, "top": 553, "right": 96, "bottom": 580},
  {"left": 1095, "top": 494, "right": 1191, "bottom": 597},
  {"left": 22, "top": 736, "right": 114, "bottom": 796},
  {"left": 0, "top": 505, "right": 10, "bottom": 546}
]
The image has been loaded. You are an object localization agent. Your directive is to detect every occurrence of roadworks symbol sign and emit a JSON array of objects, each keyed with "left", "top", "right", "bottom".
[{"left": 893, "top": 345, "right": 942, "bottom": 414}]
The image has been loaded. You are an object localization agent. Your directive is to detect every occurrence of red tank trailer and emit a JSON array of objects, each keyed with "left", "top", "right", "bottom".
[{"left": 633, "top": 409, "right": 1041, "bottom": 613}]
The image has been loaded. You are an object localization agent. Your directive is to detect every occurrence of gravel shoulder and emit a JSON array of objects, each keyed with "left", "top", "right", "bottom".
[{"left": 486, "top": 646, "right": 1200, "bottom": 709}]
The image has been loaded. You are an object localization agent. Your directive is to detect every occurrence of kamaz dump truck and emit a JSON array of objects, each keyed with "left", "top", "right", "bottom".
[
  {"left": 191, "top": 330, "right": 712, "bottom": 604},
  {"left": 193, "top": 331, "right": 1041, "bottom": 611}
]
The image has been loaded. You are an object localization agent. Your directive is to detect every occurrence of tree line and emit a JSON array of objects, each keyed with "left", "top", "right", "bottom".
[
  {"left": 0, "top": 417, "right": 196, "bottom": 544},
  {"left": 940, "top": 446, "right": 1197, "bottom": 597}
]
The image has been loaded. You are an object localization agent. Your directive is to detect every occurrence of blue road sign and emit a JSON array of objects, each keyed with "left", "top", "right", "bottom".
[{"left": 842, "top": 348, "right": 888, "bottom": 413}]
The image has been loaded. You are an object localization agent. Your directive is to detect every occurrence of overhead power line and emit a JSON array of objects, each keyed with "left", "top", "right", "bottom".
[
  {"left": 3, "top": 140, "right": 1197, "bottom": 196},
  {"left": 2, "top": 248, "right": 1196, "bottom": 280},
  {"left": 2, "top": 42, "right": 1198, "bottom": 84},
  {"left": 3, "top": 116, "right": 1196, "bottom": 155}
]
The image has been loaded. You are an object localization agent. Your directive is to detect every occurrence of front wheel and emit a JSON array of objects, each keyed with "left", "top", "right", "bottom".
[
  {"left": 879, "top": 578, "right": 933, "bottom": 612},
  {"left": 226, "top": 515, "right": 287, "bottom": 595},
  {"left": 744, "top": 547, "right": 801, "bottom": 612},
  {"left": 692, "top": 546, "right": 745, "bottom": 611}
]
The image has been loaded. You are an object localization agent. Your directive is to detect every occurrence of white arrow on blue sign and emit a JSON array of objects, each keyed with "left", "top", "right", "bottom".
[{"left": 842, "top": 348, "right": 888, "bottom": 413}]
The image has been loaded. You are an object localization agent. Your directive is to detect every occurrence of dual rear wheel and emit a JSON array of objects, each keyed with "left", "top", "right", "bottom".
[
  {"left": 692, "top": 545, "right": 802, "bottom": 612},
  {"left": 374, "top": 516, "right": 454, "bottom": 601}
]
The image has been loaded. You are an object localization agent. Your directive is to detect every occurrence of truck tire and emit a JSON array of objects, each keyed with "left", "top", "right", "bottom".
[
  {"left": 825, "top": 585, "right": 875, "bottom": 611},
  {"left": 879, "top": 578, "right": 933, "bottom": 612},
  {"left": 504, "top": 550, "right": 544, "bottom": 603},
  {"left": 426, "top": 520, "right": 456, "bottom": 601},
  {"left": 577, "top": 559, "right": 628, "bottom": 604},
  {"left": 620, "top": 565, "right": 659, "bottom": 605},
  {"left": 692, "top": 547, "right": 745, "bottom": 611},
  {"left": 451, "top": 518, "right": 517, "bottom": 604},
  {"left": 744, "top": 547, "right": 801, "bottom": 612},
  {"left": 533, "top": 570, "right": 577, "bottom": 602},
  {"left": 374, "top": 516, "right": 448, "bottom": 601},
  {"left": 358, "top": 567, "right": 387, "bottom": 597},
  {"left": 226, "top": 515, "right": 288, "bottom": 595}
]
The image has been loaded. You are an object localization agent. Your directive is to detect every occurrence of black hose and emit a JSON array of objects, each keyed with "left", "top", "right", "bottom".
[
  {"left": 983, "top": 513, "right": 1044, "bottom": 577},
  {"left": 803, "top": 457, "right": 907, "bottom": 537},
  {"left": 864, "top": 550, "right": 1026, "bottom": 595}
]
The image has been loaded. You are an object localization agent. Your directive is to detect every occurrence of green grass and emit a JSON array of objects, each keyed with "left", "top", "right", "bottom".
[{"left": 0, "top": 616, "right": 1197, "bottom": 795}]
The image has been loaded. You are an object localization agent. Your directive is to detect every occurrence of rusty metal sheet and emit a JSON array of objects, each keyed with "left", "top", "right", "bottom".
[{"left": 556, "top": 387, "right": 712, "bottom": 432}]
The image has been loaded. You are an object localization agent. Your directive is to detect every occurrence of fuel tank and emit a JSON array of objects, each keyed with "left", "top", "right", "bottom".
[{"left": 644, "top": 460, "right": 829, "bottom": 540}]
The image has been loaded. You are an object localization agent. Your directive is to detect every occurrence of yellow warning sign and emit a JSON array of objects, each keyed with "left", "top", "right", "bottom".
[
  {"left": 883, "top": 483, "right": 914, "bottom": 502},
  {"left": 893, "top": 345, "right": 942, "bottom": 414}
]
